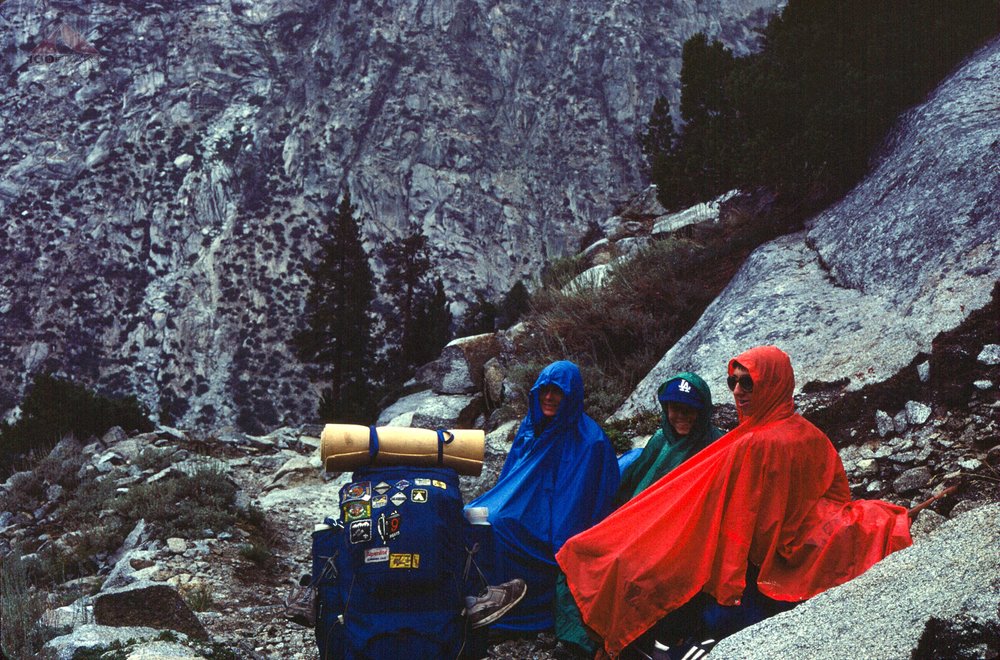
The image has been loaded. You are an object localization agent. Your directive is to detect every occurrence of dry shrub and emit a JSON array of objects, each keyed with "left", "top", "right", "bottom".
[
  {"left": 525, "top": 238, "right": 718, "bottom": 422},
  {"left": 1, "top": 548, "right": 45, "bottom": 658}
]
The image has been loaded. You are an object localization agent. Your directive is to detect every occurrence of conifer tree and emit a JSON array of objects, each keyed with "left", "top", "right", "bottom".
[
  {"left": 293, "top": 189, "right": 376, "bottom": 423},
  {"left": 379, "top": 229, "right": 451, "bottom": 376}
]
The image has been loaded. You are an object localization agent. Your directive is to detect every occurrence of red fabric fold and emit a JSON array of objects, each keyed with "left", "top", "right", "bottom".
[{"left": 556, "top": 346, "right": 911, "bottom": 656}]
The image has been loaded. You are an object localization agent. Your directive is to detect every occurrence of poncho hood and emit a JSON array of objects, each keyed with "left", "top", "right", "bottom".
[
  {"left": 729, "top": 344, "right": 796, "bottom": 428},
  {"left": 557, "top": 347, "right": 911, "bottom": 656}
]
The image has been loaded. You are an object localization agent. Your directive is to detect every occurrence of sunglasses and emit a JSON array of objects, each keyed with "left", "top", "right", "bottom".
[{"left": 726, "top": 374, "right": 754, "bottom": 392}]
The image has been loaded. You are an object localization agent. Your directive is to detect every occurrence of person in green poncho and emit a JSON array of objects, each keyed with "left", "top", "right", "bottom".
[
  {"left": 615, "top": 372, "right": 726, "bottom": 506},
  {"left": 553, "top": 371, "right": 725, "bottom": 658}
]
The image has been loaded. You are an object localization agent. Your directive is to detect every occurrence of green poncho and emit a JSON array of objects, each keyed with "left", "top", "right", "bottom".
[{"left": 615, "top": 372, "right": 725, "bottom": 506}]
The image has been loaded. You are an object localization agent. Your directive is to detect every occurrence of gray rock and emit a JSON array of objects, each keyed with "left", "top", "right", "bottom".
[
  {"left": 101, "top": 427, "right": 128, "bottom": 446},
  {"left": 949, "top": 500, "right": 987, "bottom": 518},
  {"left": 0, "top": 0, "right": 783, "bottom": 432},
  {"left": 916, "top": 360, "right": 930, "bottom": 382},
  {"left": 38, "top": 598, "right": 92, "bottom": 639},
  {"left": 42, "top": 624, "right": 164, "bottom": 660},
  {"left": 618, "top": 185, "right": 668, "bottom": 218},
  {"left": 613, "top": 40, "right": 1000, "bottom": 420},
  {"left": 103, "top": 545, "right": 147, "bottom": 591},
  {"left": 47, "top": 435, "right": 83, "bottom": 466},
  {"left": 875, "top": 410, "right": 895, "bottom": 437},
  {"left": 908, "top": 508, "right": 946, "bottom": 540},
  {"left": 483, "top": 358, "right": 505, "bottom": 407},
  {"left": 581, "top": 238, "right": 613, "bottom": 262},
  {"left": 893, "top": 410, "right": 909, "bottom": 434},
  {"left": 977, "top": 344, "right": 1000, "bottom": 365},
  {"left": 125, "top": 641, "right": 206, "bottom": 659},
  {"left": 413, "top": 333, "right": 501, "bottom": 395},
  {"left": 264, "top": 455, "right": 319, "bottom": 492},
  {"left": 166, "top": 538, "right": 188, "bottom": 554},
  {"left": 93, "top": 581, "right": 208, "bottom": 640},
  {"left": 711, "top": 504, "right": 1000, "bottom": 660},
  {"left": 564, "top": 262, "right": 615, "bottom": 292},
  {"left": 854, "top": 458, "right": 878, "bottom": 476},
  {"left": 957, "top": 458, "right": 982, "bottom": 471},
  {"left": 614, "top": 236, "right": 652, "bottom": 261},
  {"left": 905, "top": 401, "right": 933, "bottom": 426},
  {"left": 973, "top": 379, "right": 994, "bottom": 390},
  {"left": 892, "top": 466, "right": 932, "bottom": 493},
  {"left": 651, "top": 189, "right": 737, "bottom": 236},
  {"left": 607, "top": 220, "right": 646, "bottom": 241},
  {"left": 377, "top": 390, "right": 482, "bottom": 429}
]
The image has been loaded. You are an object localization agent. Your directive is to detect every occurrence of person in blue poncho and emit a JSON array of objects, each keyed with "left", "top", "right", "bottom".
[{"left": 467, "top": 360, "right": 619, "bottom": 633}]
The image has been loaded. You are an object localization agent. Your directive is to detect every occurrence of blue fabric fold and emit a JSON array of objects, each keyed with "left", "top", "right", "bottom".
[{"left": 468, "top": 360, "right": 619, "bottom": 631}]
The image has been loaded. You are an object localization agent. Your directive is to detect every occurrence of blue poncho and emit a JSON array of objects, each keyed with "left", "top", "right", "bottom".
[{"left": 469, "top": 361, "right": 619, "bottom": 631}]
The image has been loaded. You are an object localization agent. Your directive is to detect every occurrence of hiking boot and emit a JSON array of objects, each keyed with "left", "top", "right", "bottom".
[
  {"left": 463, "top": 578, "right": 527, "bottom": 628},
  {"left": 283, "top": 574, "right": 316, "bottom": 628}
]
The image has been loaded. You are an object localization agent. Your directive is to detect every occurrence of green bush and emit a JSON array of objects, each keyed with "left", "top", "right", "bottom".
[
  {"left": 0, "top": 374, "right": 153, "bottom": 477},
  {"left": 116, "top": 463, "right": 237, "bottom": 538},
  {"left": 237, "top": 540, "right": 273, "bottom": 567},
  {"left": 180, "top": 581, "right": 215, "bottom": 612}
]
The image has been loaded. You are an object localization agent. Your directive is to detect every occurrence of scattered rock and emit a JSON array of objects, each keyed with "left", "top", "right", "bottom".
[
  {"left": 875, "top": 410, "right": 895, "bottom": 437},
  {"left": 977, "top": 344, "right": 1000, "bottom": 365},
  {"left": 43, "top": 624, "right": 166, "bottom": 660},
  {"left": 892, "top": 466, "right": 932, "bottom": 493},
  {"left": 166, "top": 538, "right": 188, "bottom": 554},
  {"left": 917, "top": 361, "right": 930, "bottom": 382},
  {"left": 905, "top": 401, "right": 933, "bottom": 426}
]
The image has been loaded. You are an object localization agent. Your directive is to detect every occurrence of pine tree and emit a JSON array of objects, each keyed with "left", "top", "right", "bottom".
[
  {"left": 639, "top": 96, "right": 683, "bottom": 209},
  {"left": 379, "top": 229, "right": 451, "bottom": 376},
  {"left": 293, "top": 189, "right": 377, "bottom": 423}
]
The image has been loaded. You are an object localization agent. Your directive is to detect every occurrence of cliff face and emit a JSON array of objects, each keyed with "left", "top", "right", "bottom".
[
  {"left": 613, "top": 37, "right": 1000, "bottom": 420},
  {"left": 0, "top": 0, "right": 782, "bottom": 430}
]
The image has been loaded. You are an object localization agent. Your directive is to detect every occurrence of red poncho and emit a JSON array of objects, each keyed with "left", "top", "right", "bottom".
[{"left": 556, "top": 346, "right": 912, "bottom": 656}]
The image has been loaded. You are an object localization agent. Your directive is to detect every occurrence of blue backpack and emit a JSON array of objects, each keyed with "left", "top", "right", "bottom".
[{"left": 313, "top": 465, "right": 482, "bottom": 659}]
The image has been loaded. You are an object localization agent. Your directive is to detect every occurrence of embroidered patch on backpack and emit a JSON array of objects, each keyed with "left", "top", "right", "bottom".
[{"left": 389, "top": 553, "right": 420, "bottom": 569}]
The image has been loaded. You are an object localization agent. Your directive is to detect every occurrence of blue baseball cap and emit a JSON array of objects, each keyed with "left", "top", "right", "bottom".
[{"left": 657, "top": 378, "right": 704, "bottom": 409}]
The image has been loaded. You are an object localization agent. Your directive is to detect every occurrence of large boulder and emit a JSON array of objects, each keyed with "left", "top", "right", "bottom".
[
  {"left": 376, "top": 389, "right": 483, "bottom": 429},
  {"left": 711, "top": 503, "right": 1000, "bottom": 659},
  {"left": 92, "top": 581, "right": 209, "bottom": 641},
  {"left": 412, "top": 333, "right": 502, "bottom": 395},
  {"left": 614, "top": 38, "right": 1000, "bottom": 420}
]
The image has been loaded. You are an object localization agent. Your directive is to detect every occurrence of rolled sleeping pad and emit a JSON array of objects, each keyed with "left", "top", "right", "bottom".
[{"left": 320, "top": 423, "right": 485, "bottom": 476}]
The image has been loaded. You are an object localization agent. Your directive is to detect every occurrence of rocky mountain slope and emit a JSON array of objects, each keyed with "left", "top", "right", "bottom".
[
  {"left": 0, "top": 0, "right": 782, "bottom": 431},
  {"left": 613, "top": 36, "right": 1000, "bottom": 421},
  {"left": 2, "top": 311, "right": 997, "bottom": 658}
]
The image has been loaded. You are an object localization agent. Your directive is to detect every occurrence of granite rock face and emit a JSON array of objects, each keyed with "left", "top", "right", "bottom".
[
  {"left": 613, "top": 37, "right": 1000, "bottom": 421},
  {"left": 710, "top": 504, "right": 1000, "bottom": 660},
  {"left": 0, "top": 0, "right": 782, "bottom": 431}
]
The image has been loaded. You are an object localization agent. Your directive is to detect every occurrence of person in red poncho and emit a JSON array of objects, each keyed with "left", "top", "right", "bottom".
[{"left": 556, "top": 345, "right": 913, "bottom": 658}]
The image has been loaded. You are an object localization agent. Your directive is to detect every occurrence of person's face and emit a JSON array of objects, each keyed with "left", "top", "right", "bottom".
[
  {"left": 729, "top": 365, "right": 754, "bottom": 416},
  {"left": 666, "top": 402, "right": 698, "bottom": 437},
  {"left": 539, "top": 384, "right": 564, "bottom": 417}
]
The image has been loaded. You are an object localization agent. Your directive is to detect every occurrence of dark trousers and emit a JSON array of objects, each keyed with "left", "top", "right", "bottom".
[{"left": 630, "top": 565, "right": 798, "bottom": 656}]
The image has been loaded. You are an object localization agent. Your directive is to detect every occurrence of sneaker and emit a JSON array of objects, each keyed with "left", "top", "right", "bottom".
[
  {"left": 283, "top": 574, "right": 316, "bottom": 628},
  {"left": 463, "top": 578, "right": 527, "bottom": 628}
]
